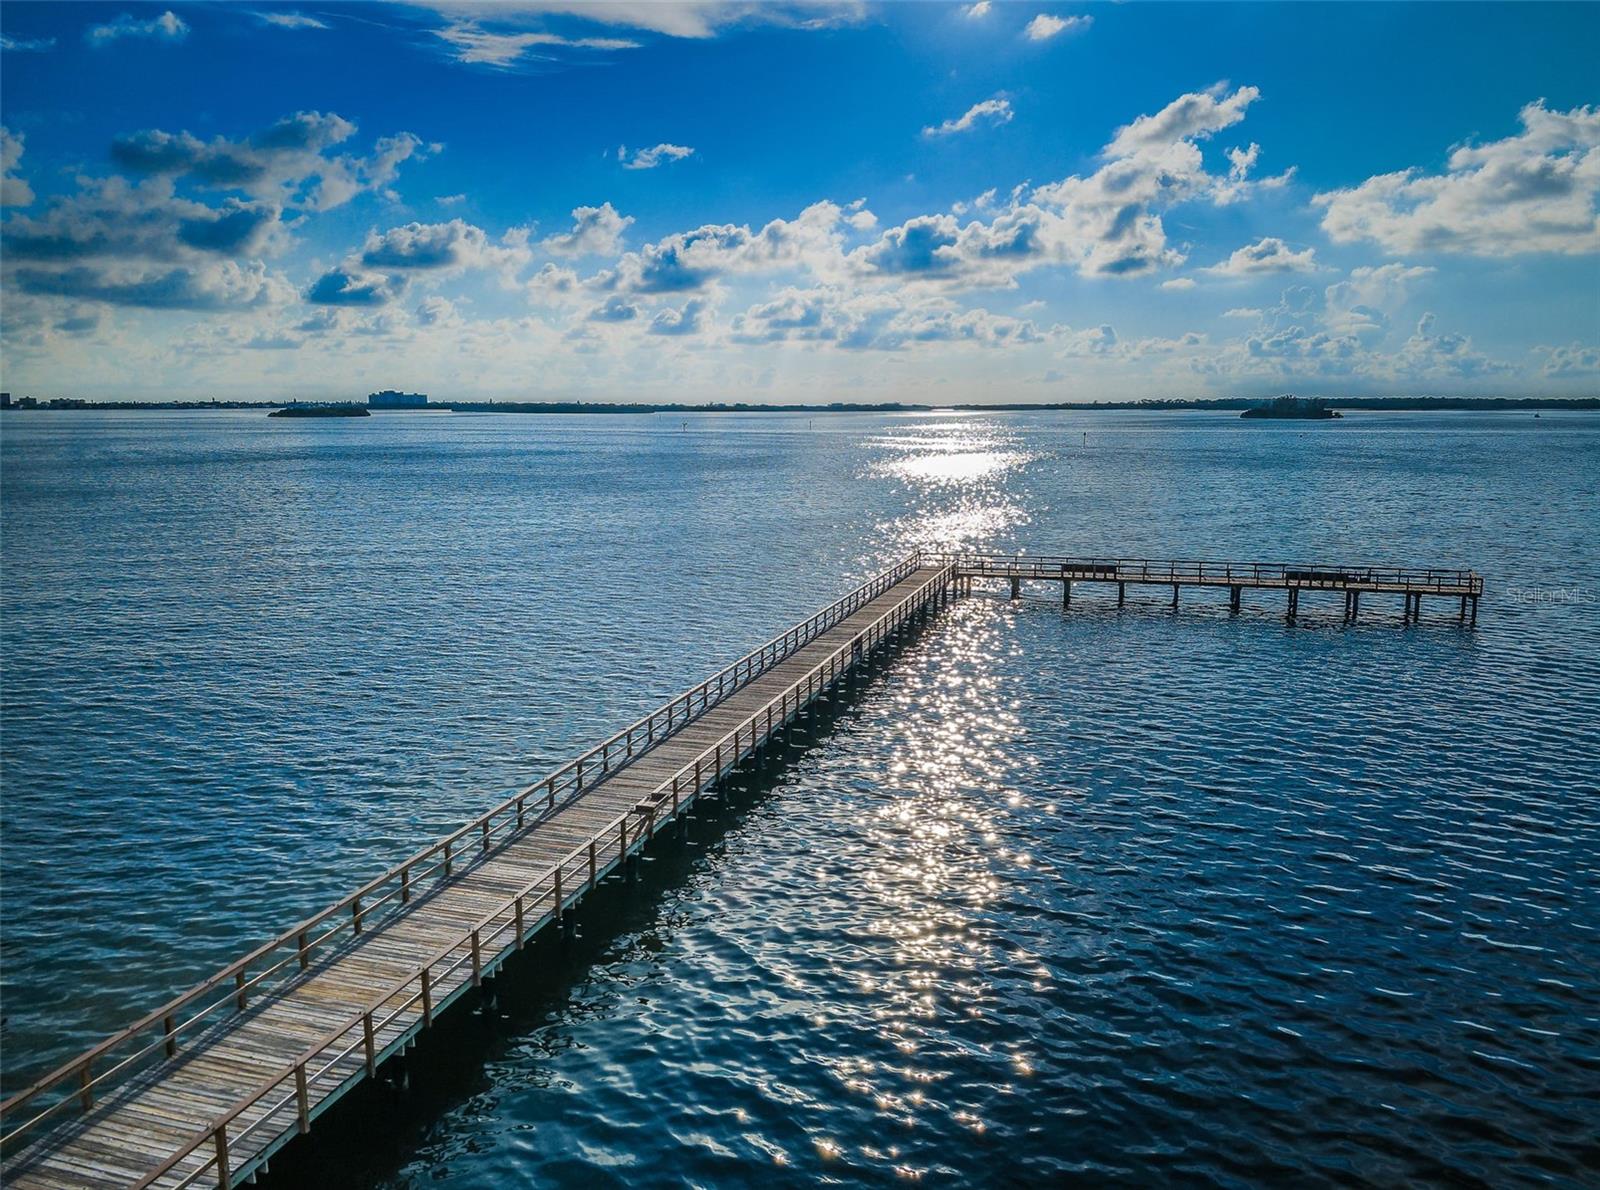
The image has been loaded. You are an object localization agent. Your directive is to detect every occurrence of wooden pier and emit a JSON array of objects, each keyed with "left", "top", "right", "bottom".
[
  {"left": 949, "top": 553, "right": 1483, "bottom": 626},
  {"left": 0, "top": 550, "right": 1481, "bottom": 1189}
]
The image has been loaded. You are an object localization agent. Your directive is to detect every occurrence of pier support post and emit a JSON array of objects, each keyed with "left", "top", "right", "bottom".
[
  {"left": 1459, "top": 594, "right": 1468, "bottom": 623},
  {"left": 1117, "top": 582, "right": 1125, "bottom": 608},
  {"left": 1470, "top": 595, "right": 1478, "bottom": 627},
  {"left": 1010, "top": 576, "right": 1020, "bottom": 601},
  {"left": 213, "top": 1126, "right": 230, "bottom": 1190},
  {"left": 1062, "top": 580, "right": 1071, "bottom": 609},
  {"left": 1171, "top": 584, "right": 1179, "bottom": 610},
  {"left": 1229, "top": 585, "right": 1241, "bottom": 614},
  {"left": 1287, "top": 588, "right": 1299, "bottom": 623}
]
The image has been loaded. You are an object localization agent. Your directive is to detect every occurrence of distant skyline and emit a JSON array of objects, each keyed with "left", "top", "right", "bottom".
[{"left": 0, "top": 1, "right": 1596, "bottom": 403}]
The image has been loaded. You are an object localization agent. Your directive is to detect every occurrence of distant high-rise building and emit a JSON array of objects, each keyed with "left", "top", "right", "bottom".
[
  {"left": 1, "top": 392, "right": 11, "bottom": 409},
  {"left": 368, "top": 390, "right": 429, "bottom": 409}
]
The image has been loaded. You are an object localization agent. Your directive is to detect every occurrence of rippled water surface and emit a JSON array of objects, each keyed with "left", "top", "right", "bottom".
[{"left": 3, "top": 409, "right": 1598, "bottom": 1186}]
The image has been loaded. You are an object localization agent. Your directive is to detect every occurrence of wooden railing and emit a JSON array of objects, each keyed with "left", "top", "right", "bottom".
[
  {"left": 0, "top": 552, "right": 930, "bottom": 1151},
  {"left": 938, "top": 553, "right": 1482, "bottom": 594},
  {"left": 118, "top": 562, "right": 956, "bottom": 1190}
]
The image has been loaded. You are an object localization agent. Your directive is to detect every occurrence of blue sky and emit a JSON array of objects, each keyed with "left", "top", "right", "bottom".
[{"left": 1, "top": 1, "right": 1596, "bottom": 402}]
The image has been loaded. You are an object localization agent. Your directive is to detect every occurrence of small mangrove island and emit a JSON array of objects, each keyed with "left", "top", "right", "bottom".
[
  {"left": 1241, "top": 395, "right": 1342, "bottom": 420},
  {"left": 268, "top": 405, "right": 370, "bottom": 418}
]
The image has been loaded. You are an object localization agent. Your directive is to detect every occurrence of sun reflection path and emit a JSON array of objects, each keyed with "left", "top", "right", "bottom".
[
  {"left": 807, "top": 601, "right": 1040, "bottom": 1180},
  {"left": 867, "top": 418, "right": 1043, "bottom": 556}
]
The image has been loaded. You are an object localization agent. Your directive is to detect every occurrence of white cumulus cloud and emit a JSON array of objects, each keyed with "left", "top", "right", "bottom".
[
  {"left": 2, "top": 127, "right": 35, "bottom": 207},
  {"left": 2, "top": 34, "right": 57, "bottom": 51},
  {"left": 542, "top": 203, "right": 635, "bottom": 256},
  {"left": 1314, "top": 101, "right": 1600, "bottom": 256},
  {"left": 256, "top": 12, "right": 330, "bottom": 30},
  {"left": 1025, "top": 13, "right": 1090, "bottom": 40},
  {"left": 596, "top": 200, "right": 855, "bottom": 294},
  {"left": 729, "top": 286, "right": 1041, "bottom": 351},
  {"left": 87, "top": 10, "right": 189, "bottom": 45},
  {"left": 648, "top": 297, "right": 710, "bottom": 336},
  {"left": 924, "top": 97, "right": 1013, "bottom": 138},
  {"left": 107, "top": 111, "right": 433, "bottom": 212},
  {"left": 434, "top": 23, "right": 638, "bottom": 66},
  {"left": 618, "top": 143, "right": 696, "bottom": 170},
  {"left": 358, "top": 219, "right": 533, "bottom": 280},
  {"left": 1105, "top": 84, "right": 1258, "bottom": 158},
  {"left": 1536, "top": 342, "right": 1600, "bottom": 377},
  {"left": 1203, "top": 237, "right": 1318, "bottom": 276}
]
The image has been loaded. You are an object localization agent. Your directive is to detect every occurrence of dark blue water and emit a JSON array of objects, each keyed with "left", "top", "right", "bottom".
[{"left": 3, "top": 410, "right": 1598, "bottom": 1185}]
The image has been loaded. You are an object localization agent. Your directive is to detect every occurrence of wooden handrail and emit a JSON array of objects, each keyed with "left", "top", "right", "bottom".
[
  {"left": 122, "top": 563, "right": 956, "bottom": 1190},
  {"left": 0, "top": 552, "right": 927, "bottom": 1143}
]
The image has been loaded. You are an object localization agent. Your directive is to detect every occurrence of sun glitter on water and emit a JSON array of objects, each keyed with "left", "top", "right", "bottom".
[{"left": 871, "top": 417, "right": 1039, "bottom": 553}]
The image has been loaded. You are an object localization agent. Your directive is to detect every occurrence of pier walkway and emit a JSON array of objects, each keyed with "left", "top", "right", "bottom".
[
  {"left": 0, "top": 550, "right": 1481, "bottom": 1189},
  {"left": 1, "top": 558, "right": 952, "bottom": 1189}
]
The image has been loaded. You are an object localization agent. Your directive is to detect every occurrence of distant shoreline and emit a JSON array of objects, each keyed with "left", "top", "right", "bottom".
[{"left": 2, "top": 396, "right": 1595, "bottom": 415}]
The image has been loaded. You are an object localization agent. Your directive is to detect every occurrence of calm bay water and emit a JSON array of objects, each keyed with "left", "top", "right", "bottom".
[{"left": 2, "top": 408, "right": 1598, "bottom": 1186}]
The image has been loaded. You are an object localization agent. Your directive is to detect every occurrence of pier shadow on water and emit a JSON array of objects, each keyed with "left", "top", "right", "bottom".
[{"left": 254, "top": 617, "right": 935, "bottom": 1190}]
